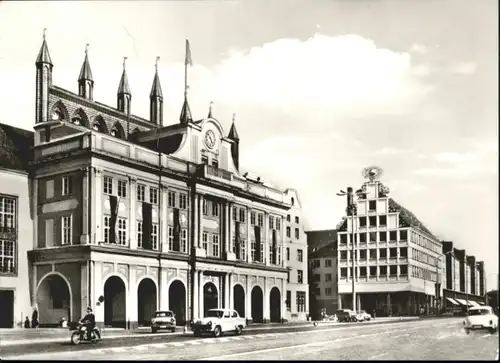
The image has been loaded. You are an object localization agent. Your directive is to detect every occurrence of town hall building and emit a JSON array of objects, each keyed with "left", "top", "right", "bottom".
[{"left": 21, "top": 34, "right": 309, "bottom": 328}]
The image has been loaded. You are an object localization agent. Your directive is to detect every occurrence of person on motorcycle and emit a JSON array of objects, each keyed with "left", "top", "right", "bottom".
[{"left": 81, "top": 307, "right": 96, "bottom": 340}]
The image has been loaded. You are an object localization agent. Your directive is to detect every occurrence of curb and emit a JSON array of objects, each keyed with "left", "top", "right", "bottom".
[{"left": 0, "top": 317, "right": 420, "bottom": 347}]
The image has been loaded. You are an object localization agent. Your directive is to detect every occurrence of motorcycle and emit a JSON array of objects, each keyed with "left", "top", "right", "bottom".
[{"left": 70, "top": 322, "right": 101, "bottom": 345}]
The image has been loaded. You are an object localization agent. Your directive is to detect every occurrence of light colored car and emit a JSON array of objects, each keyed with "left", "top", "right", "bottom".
[
  {"left": 463, "top": 306, "right": 498, "bottom": 334},
  {"left": 191, "top": 308, "right": 246, "bottom": 338},
  {"left": 357, "top": 310, "right": 372, "bottom": 321},
  {"left": 151, "top": 310, "right": 176, "bottom": 333}
]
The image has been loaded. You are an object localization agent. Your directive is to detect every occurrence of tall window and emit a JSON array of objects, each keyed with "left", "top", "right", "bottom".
[
  {"left": 297, "top": 249, "right": 303, "bottom": 262},
  {"left": 260, "top": 242, "right": 264, "bottom": 263},
  {"left": 202, "top": 232, "right": 208, "bottom": 251},
  {"left": 297, "top": 270, "right": 303, "bottom": 284},
  {"left": 151, "top": 224, "right": 158, "bottom": 250},
  {"left": 0, "top": 196, "right": 15, "bottom": 273},
  {"left": 203, "top": 200, "right": 208, "bottom": 215},
  {"left": 296, "top": 291, "right": 306, "bottom": 312},
  {"left": 295, "top": 228, "right": 300, "bottom": 239},
  {"left": 286, "top": 226, "right": 291, "bottom": 238},
  {"left": 137, "top": 184, "right": 146, "bottom": 202},
  {"left": 137, "top": 222, "right": 143, "bottom": 248},
  {"left": 104, "top": 216, "right": 110, "bottom": 243},
  {"left": 368, "top": 200, "right": 376, "bottom": 212},
  {"left": 211, "top": 234, "right": 220, "bottom": 257},
  {"left": 168, "top": 227, "right": 173, "bottom": 250},
  {"left": 257, "top": 213, "right": 263, "bottom": 227},
  {"left": 212, "top": 202, "right": 219, "bottom": 217},
  {"left": 251, "top": 240, "right": 256, "bottom": 261},
  {"left": 179, "top": 194, "right": 188, "bottom": 210},
  {"left": 118, "top": 180, "right": 127, "bottom": 198},
  {"left": 240, "top": 239, "right": 247, "bottom": 261},
  {"left": 276, "top": 218, "right": 281, "bottom": 231},
  {"left": 103, "top": 176, "right": 113, "bottom": 195},
  {"left": 117, "top": 218, "right": 127, "bottom": 245},
  {"left": 239, "top": 208, "right": 246, "bottom": 223},
  {"left": 286, "top": 247, "right": 290, "bottom": 261},
  {"left": 168, "top": 191, "right": 176, "bottom": 207},
  {"left": 62, "top": 176, "right": 72, "bottom": 196},
  {"left": 181, "top": 229, "right": 187, "bottom": 253},
  {"left": 250, "top": 212, "right": 256, "bottom": 225},
  {"left": 269, "top": 216, "right": 274, "bottom": 229},
  {"left": 286, "top": 291, "right": 291, "bottom": 310},
  {"left": 325, "top": 259, "right": 332, "bottom": 267},
  {"left": 150, "top": 187, "right": 158, "bottom": 204},
  {"left": 325, "top": 273, "right": 332, "bottom": 281},
  {"left": 295, "top": 216, "right": 300, "bottom": 224},
  {"left": 325, "top": 287, "right": 332, "bottom": 295},
  {"left": 62, "top": 215, "right": 72, "bottom": 245}
]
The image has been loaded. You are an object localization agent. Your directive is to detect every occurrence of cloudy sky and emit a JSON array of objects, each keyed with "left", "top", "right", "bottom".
[{"left": 0, "top": 1, "right": 497, "bottom": 288}]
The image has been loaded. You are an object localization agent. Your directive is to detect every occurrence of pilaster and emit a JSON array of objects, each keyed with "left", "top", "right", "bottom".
[
  {"left": 80, "top": 167, "right": 90, "bottom": 244},
  {"left": 193, "top": 269, "right": 199, "bottom": 320},
  {"left": 128, "top": 265, "right": 138, "bottom": 329},
  {"left": 94, "top": 169, "right": 103, "bottom": 243},
  {"left": 198, "top": 271, "right": 204, "bottom": 318},
  {"left": 160, "top": 268, "right": 169, "bottom": 310},
  {"left": 246, "top": 208, "right": 251, "bottom": 262},
  {"left": 246, "top": 275, "right": 252, "bottom": 323},
  {"left": 224, "top": 273, "right": 230, "bottom": 309},
  {"left": 32, "top": 177, "right": 38, "bottom": 250},
  {"left": 226, "top": 202, "right": 236, "bottom": 261},
  {"left": 80, "top": 262, "right": 89, "bottom": 318},
  {"left": 161, "top": 184, "right": 168, "bottom": 252},
  {"left": 264, "top": 212, "right": 269, "bottom": 266},
  {"left": 263, "top": 278, "right": 269, "bottom": 323},
  {"left": 129, "top": 176, "right": 137, "bottom": 249},
  {"left": 228, "top": 274, "right": 234, "bottom": 310},
  {"left": 94, "top": 262, "right": 105, "bottom": 328},
  {"left": 281, "top": 278, "right": 286, "bottom": 321},
  {"left": 196, "top": 195, "right": 206, "bottom": 257}
]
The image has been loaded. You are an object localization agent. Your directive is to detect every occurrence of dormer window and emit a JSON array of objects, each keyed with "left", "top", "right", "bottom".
[
  {"left": 72, "top": 117, "right": 82, "bottom": 125},
  {"left": 92, "top": 122, "right": 101, "bottom": 132},
  {"left": 111, "top": 127, "right": 122, "bottom": 138}
]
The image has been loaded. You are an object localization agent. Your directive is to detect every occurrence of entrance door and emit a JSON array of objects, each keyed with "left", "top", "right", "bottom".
[{"left": 0, "top": 290, "right": 14, "bottom": 328}]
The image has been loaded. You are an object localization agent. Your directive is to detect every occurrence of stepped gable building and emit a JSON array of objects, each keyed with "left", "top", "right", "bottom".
[
  {"left": 336, "top": 168, "right": 444, "bottom": 316},
  {"left": 0, "top": 124, "right": 35, "bottom": 328},
  {"left": 27, "top": 34, "right": 308, "bottom": 328}
]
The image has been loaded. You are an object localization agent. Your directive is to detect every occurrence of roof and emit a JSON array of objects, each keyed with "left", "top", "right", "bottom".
[
  {"left": 228, "top": 122, "right": 239, "bottom": 140},
  {"left": 0, "top": 123, "right": 34, "bottom": 171},
  {"left": 309, "top": 242, "right": 337, "bottom": 258},
  {"left": 78, "top": 53, "right": 94, "bottom": 82},
  {"left": 179, "top": 98, "right": 193, "bottom": 124},
  {"left": 36, "top": 39, "right": 52, "bottom": 65},
  {"left": 117, "top": 69, "right": 131, "bottom": 95},
  {"left": 150, "top": 70, "right": 163, "bottom": 98},
  {"left": 388, "top": 198, "right": 436, "bottom": 238}
]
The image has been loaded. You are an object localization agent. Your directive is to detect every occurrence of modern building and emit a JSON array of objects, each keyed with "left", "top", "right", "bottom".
[
  {"left": 283, "top": 191, "right": 309, "bottom": 321},
  {"left": 441, "top": 241, "right": 486, "bottom": 310},
  {"left": 0, "top": 123, "right": 34, "bottom": 328},
  {"left": 336, "top": 170, "right": 444, "bottom": 316},
  {"left": 306, "top": 230, "right": 338, "bottom": 318},
  {"left": 23, "top": 35, "right": 308, "bottom": 328}
]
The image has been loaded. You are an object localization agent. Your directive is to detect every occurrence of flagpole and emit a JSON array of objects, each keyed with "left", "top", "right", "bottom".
[{"left": 184, "top": 39, "right": 188, "bottom": 99}]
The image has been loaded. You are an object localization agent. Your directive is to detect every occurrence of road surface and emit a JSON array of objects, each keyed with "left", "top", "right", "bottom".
[{"left": 2, "top": 318, "right": 497, "bottom": 360}]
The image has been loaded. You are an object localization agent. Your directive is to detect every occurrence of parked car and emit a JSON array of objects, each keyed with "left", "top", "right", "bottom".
[
  {"left": 357, "top": 310, "right": 372, "bottom": 321},
  {"left": 151, "top": 310, "right": 176, "bottom": 333},
  {"left": 335, "top": 309, "right": 357, "bottom": 322},
  {"left": 191, "top": 308, "right": 246, "bottom": 337},
  {"left": 463, "top": 306, "right": 498, "bottom": 334}
]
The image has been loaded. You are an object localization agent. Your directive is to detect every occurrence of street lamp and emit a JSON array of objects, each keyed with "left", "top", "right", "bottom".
[{"left": 337, "top": 187, "right": 362, "bottom": 313}]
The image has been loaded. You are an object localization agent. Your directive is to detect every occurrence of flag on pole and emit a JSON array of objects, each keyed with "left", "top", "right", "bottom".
[{"left": 185, "top": 39, "right": 193, "bottom": 66}]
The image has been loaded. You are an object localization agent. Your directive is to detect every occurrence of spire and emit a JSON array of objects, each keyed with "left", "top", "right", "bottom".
[
  {"left": 149, "top": 56, "right": 163, "bottom": 98},
  {"left": 117, "top": 57, "right": 131, "bottom": 95},
  {"left": 179, "top": 95, "right": 193, "bottom": 124},
  {"left": 78, "top": 44, "right": 93, "bottom": 82},
  {"left": 228, "top": 113, "right": 239, "bottom": 140},
  {"left": 36, "top": 28, "right": 53, "bottom": 65},
  {"left": 208, "top": 101, "right": 214, "bottom": 118}
]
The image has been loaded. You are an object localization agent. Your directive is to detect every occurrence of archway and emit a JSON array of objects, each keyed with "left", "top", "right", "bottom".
[
  {"left": 204, "top": 282, "right": 218, "bottom": 316},
  {"left": 168, "top": 280, "right": 186, "bottom": 326},
  {"left": 270, "top": 287, "right": 281, "bottom": 323},
  {"left": 36, "top": 273, "right": 71, "bottom": 326},
  {"left": 137, "top": 278, "right": 157, "bottom": 326},
  {"left": 233, "top": 285, "right": 245, "bottom": 318},
  {"left": 251, "top": 286, "right": 263, "bottom": 323},
  {"left": 104, "top": 276, "right": 126, "bottom": 328}
]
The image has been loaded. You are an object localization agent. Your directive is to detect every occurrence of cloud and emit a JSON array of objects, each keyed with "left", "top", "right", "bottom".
[
  {"left": 410, "top": 44, "right": 429, "bottom": 54},
  {"left": 449, "top": 62, "right": 477, "bottom": 75},
  {"left": 435, "top": 152, "right": 462, "bottom": 163},
  {"left": 373, "top": 147, "right": 415, "bottom": 156}
]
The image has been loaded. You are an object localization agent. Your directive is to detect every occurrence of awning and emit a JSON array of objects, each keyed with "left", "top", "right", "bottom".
[
  {"left": 469, "top": 301, "right": 480, "bottom": 307},
  {"left": 446, "top": 297, "right": 460, "bottom": 306},
  {"left": 455, "top": 298, "right": 469, "bottom": 306}
]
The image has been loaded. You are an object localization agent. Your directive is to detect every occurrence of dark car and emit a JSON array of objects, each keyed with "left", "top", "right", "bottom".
[{"left": 336, "top": 309, "right": 357, "bottom": 322}]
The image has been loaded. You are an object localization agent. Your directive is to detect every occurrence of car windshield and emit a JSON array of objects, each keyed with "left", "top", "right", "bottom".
[
  {"left": 206, "top": 310, "right": 223, "bottom": 318},
  {"left": 155, "top": 311, "right": 173, "bottom": 318},
  {"left": 469, "top": 309, "right": 491, "bottom": 316}
]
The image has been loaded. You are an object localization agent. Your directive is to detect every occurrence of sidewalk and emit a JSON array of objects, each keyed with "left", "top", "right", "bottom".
[{"left": 0, "top": 317, "right": 419, "bottom": 347}]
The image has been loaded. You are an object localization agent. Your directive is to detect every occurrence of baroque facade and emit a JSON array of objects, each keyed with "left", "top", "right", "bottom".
[{"left": 26, "top": 35, "right": 308, "bottom": 328}]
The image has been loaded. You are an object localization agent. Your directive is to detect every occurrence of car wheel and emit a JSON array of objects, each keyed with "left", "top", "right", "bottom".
[
  {"left": 213, "top": 326, "right": 222, "bottom": 338},
  {"left": 465, "top": 328, "right": 470, "bottom": 335},
  {"left": 152, "top": 328, "right": 158, "bottom": 334},
  {"left": 489, "top": 327, "right": 496, "bottom": 334},
  {"left": 193, "top": 329, "right": 201, "bottom": 337},
  {"left": 171, "top": 328, "right": 176, "bottom": 333}
]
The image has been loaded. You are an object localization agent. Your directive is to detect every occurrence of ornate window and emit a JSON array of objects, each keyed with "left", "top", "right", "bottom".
[
  {"left": 51, "top": 109, "right": 63, "bottom": 121},
  {"left": 0, "top": 195, "right": 16, "bottom": 274}
]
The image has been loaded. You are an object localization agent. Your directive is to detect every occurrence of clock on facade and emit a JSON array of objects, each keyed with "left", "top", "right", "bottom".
[{"left": 204, "top": 130, "right": 216, "bottom": 149}]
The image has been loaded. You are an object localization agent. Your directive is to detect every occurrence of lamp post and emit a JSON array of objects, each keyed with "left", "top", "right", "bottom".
[{"left": 337, "top": 187, "right": 358, "bottom": 313}]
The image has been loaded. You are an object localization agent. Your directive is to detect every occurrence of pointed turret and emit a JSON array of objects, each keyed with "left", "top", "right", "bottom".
[
  {"left": 228, "top": 113, "right": 240, "bottom": 170},
  {"left": 179, "top": 97, "right": 193, "bottom": 124},
  {"left": 117, "top": 57, "right": 131, "bottom": 114},
  {"left": 207, "top": 101, "right": 214, "bottom": 118},
  {"left": 35, "top": 28, "right": 53, "bottom": 124},
  {"left": 78, "top": 44, "right": 94, "bottom": 100},
  {"left": 149, "top": 57, "right": 163, "bottom": 125}
]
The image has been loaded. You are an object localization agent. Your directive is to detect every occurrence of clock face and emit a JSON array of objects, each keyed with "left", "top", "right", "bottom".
[{"left": 204, "top": 130, "right": 216, "bottom": 149}]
